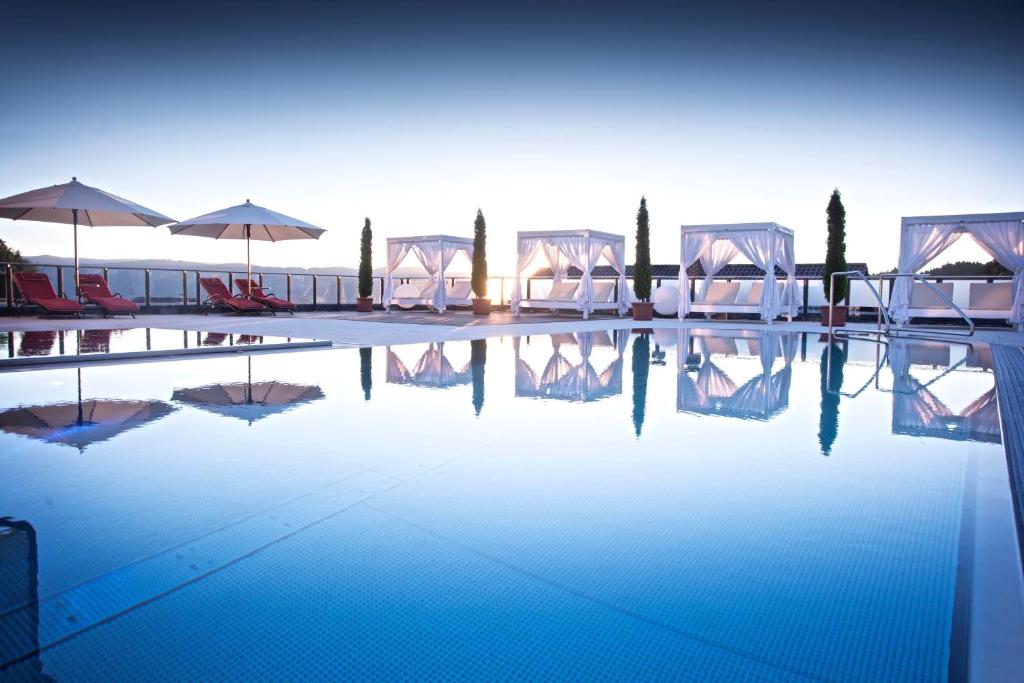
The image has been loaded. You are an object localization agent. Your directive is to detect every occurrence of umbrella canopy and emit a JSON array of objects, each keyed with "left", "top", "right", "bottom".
[
  {"left": 167, "top": 200, "right": 325, "bottom": 288},
  {"left": 0, "top": 399, "right": 176, "bottom": 452},
  {"left": 0, "top": 177, "right": 175, "bottom": 289}
]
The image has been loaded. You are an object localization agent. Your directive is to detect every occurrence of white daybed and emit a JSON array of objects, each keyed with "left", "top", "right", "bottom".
[
  {"left": 383, "top": 235, "right": 474, "bottom": 312},
  {"left": 511, "top": 229, "right": 631, "bottom": 319},
  {"left": 891, "top": 212, "right": 1023, "bottom": 329},
  {"left": 679, "top": 223, "right": 798, "bottom": 323}
]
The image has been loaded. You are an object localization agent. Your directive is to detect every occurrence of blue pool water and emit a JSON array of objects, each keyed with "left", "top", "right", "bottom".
[{"left": 1, "top": 327, "right": 1021, "bottom": 681}]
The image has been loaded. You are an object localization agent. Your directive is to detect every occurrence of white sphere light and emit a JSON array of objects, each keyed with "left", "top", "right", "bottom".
[
  {"left": 393, "top": 283, "right": 420, "bottom": 309},
  {"left": 652, "top": 285, "right": 679, "bottom": 316}
]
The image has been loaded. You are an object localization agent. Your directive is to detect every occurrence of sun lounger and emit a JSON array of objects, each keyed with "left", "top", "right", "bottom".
[
  {"left": 905, "top": 281, "right": 1013, "bottom": 323},
  {"left": 689, "top": 281, "right": 740, "bottom": 317},
  {"left": 12, "top": 272, "right": 83, "bottom": 317},
  {"left": 235, "top": 278, "right": 297, "bottom": 314},
  {"left": 77, "top": 273, "right": 140, "bottom": 317},
  {"left": 199, "top": 277, "right": 266, "bottom": 314},
  {"left": 390, "top": 280, "right": 438, "bottom": 308},
  {"left": 518, "top": 280, "right": 621, "bottom": 316}
]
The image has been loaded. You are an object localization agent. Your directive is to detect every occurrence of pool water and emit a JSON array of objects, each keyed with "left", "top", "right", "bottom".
[{"left": 1, "top": 327, "right": 1022, "bottom": 681}]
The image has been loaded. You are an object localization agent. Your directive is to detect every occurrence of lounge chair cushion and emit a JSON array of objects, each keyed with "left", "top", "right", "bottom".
[
  {"left": 909, "top": 282, "right": 954, "bottom": 309},
  {"left": 702, "top": 281, "right": 740, "bottom": 304},
  {"left": 448, "top": 281, "right": 472, "bottom": 299},
  {"left": 592, "top": 281, "right": 615, "bottom": 303},
  {"left": 548, "top": 282, "right": 579, "bottom": 301},
  {"left": 418, "top": 281, "right": 438, "bottom": 300},
  {"left": 969, "top": 282, "right": 1012, "bottom": 310}
]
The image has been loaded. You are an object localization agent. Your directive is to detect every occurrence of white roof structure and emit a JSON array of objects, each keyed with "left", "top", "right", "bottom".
[
  {"left": 383, "top": 234, "right": 474, "bottom": 312},
  {"left": 679, "top": 222, "right": 797, "bottom": 322},
  {"left": 676, "top": 328, "right": 798, "bottom": 420},
  {"left": 511, "top": 229, "right": 631, "bottom": 318},
  {"left": 892, "top": 212, "right": 1024, "bottom": 326}
]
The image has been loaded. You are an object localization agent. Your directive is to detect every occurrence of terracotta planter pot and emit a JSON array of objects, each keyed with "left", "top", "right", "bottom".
[
  {"left": 820, "top": 305, "right": 848, "bottom": 327},
  {"left": 632, "top": 301, "right": 654, "bottom": 321},
  {"left": 356, "top": 297, "right": 374, "bottom": 312},
  {"left": 472, "top": 298, "right": 491, "bottom": 316}
]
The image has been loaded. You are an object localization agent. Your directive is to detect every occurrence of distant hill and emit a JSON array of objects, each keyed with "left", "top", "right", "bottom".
[
  {"left": 27, "top": 255, "right": 357, "bottom": 276},
  {"left": 876, "top": 260, "right": 1010, "bottom": 276}
]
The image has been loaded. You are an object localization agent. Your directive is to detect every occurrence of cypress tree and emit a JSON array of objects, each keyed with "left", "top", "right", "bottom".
[
  {"left": 818, "top": 342, "right": 846, "bottom": 456},
  {"left": 633, "top": 197, "right": 652, "bottom": 301},
  {"left": 359, "top": 347, "right": 372, "bottom": 401},
  {"left": 471, "top": 338, "right": 487, "bottom": 416},
  {"left": 631, "top": 333, "right": 650, "bottom": 437},
  {"left": 823, "top": 189, "right": 848, "bottom": 303},
  {"left": 472, "top": 209, "right": 488, "bottom": 298},
  {"left": 358, "top": 217, "right": 373, "bottom": 299}
]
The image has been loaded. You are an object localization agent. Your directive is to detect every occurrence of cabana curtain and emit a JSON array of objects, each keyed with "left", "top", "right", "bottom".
[
  {"left": 891, "top": 215, "right": 1024, "bottom": 325},
  {"left": 512, "top": 230, "right": 631, "bottom": 317},
  {"left": 679, "top": 223, "right": 797, "bottom": 321},
  {"left": 383, "top": 236, "right": 473, "bottom": 312}
]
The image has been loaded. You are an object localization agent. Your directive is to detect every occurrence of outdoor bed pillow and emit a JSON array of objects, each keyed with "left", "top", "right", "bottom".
[
  {"left": 548, "top": 282, "right": 579, "bottom": 301},
  {"left": 418, "top": 281, "right": 438, "bottom": 300},
  {"left": 449, "top": 281, "right": 473, "bottom": 299},
  {"left": 592, "top": 281, "right": 615, "bottom": 302}
]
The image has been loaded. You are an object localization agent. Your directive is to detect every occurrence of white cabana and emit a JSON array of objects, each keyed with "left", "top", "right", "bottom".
[
  {"left": 514, "top": 331, "right": 627, "bottom": 402},
  {"left": 511, "top": 229, "right": 631, "bottom": 318},
  {"left": 676, "top": 329, "right": 798, "bottom": 420},
  {"left": 382, "top": 235, "right": 474, "bottom": 312},
  {"left": 386, "top": 342, "right": 472, "bottom": 389},
  {"left": 678, "top": 223, "right": 798, "bottom": 322},
  {"left": 891, "top": 212, "right": 1024, "bottom": 328},
  {"left": 888, "top": 338, "right": 1001, "bottom": 444}
]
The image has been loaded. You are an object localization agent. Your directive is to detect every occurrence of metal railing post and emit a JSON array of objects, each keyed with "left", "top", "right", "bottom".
[
  {"left": 56, "top": 268, "right": 64, "bottom": 297},
  {"left": 103, "top": 267, "right": 109, "bottom": 282},
  {"left": 802, "top": 279, "right": 809, "bottom": 319},
  {"left": 5, "top": 264, "right": 13, "bottom": 308},
  {"left": 312, "top": 275, "right": 318, "bottom": 310},
  {"left": 286, "top": 274, "right": 292, "bottom": 302},
  {"left": 144, "top": 269, "right": 151, "bottom": 306},
  {"left": 500, "top": 277, "right": 505, "bottom": 307},
  {"left": 228, "top": 272, "right": 234, "bottom": 295},
  {"left": 336, "top": 275, "right": 342, "bottom": 305},
  {"left": 258, "top": 272, "right": 264, "bottom": 288},
  {"left": 182, "top": 270, "right": 188, "bottom": 305},
  {"left": 526, "top": 278, "right": 532, "bottom": 299},
  {"left": 195, "top": 272, "right": 202, "bottom": 306}
]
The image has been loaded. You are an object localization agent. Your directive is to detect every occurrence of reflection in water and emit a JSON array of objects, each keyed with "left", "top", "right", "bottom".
[
  {"left": 889, "top": 339, "right": 1001, "bottom": 444},
  {"left": 386, "top": 343, "right": 472, "bottom": 389},
  {"left": 0, "top": 518, "right": 55, "bottom": 681},
  {"left": 676, "top": 330, "right": 798, "bottom": 421},
  {"left": 471, "top": 339, "right": 487, "bottom": 416},
  {"left": 171, "top": 356, "right": 325, "bottom": 425},
  {"left": 202, "top": 332, "right": 228, "bottom": 347},
  {"left": 18, "top": 331, "right": 56, "bottom": 357},
  {"left": 79, "top": 328, "right": 113, "bottom": 354},
  {"left": 818, "top": 341, "right": 847, "bottom": 456},
  {"left": 631, "top": 333, "right": 650, "bottom": 437},
  {"left": 0, "top": 369, "right": 175, "bottom": 451},
  {"left": 359, "top": 347, "right": 373, "bottom": 401},
  {"left": 514, "top": 331, "right": 627, "bottom": 402}
]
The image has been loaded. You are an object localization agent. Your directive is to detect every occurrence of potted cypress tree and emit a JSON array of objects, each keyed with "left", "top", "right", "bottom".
[
  {"left": 356, "top": 217, "right": 374, "bottom": 312},
  {"left": 632, "top": 196, "right": 654, "bottom": 320},
  {"left": 471, "top": 209, "right": 490, "bottom": 315},
  {"left": 359, "top": 347, "right": 372, "bottom": 400},
  {"left": 821, "top": 189, "right": 848, "bottom": 326},
  {"left": 471, "top": 338, "right": 486, "bottom": 415}
]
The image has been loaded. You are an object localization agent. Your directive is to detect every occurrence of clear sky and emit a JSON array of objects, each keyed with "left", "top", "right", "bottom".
[{"left": 1, "top": 0, "right": 1021, "bottom": 273}]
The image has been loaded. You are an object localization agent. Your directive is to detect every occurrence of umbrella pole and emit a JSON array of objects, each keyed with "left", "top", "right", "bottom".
[
  {"left": 72, "top": 208, "right": 79, "bottom": 297},
  {"left": 245, "top": 224, "right": 251, "bottom": 297}
]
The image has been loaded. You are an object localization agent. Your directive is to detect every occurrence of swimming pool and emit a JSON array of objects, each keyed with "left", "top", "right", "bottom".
[{"left": 1, "top": 327, "right": 1022, "bottom": 680}]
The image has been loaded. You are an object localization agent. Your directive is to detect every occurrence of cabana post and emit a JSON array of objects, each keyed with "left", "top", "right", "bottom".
[
  {"left": 678, "top": 222, "right": 798, "bottom": 323},
  {"left": 511, "top": 229, "right": 631, "bottom": 318},
  {"left": 383, "top": 235, "right": 474, "bottom": 312},
  {"left": 891, "top": 212, "right": 1024, "bottom": 330}
]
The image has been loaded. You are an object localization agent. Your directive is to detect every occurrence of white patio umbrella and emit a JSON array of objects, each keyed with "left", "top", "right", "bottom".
[
  {"left": 0, "top": 177, "right": 175, "bottom": 291},
  {"left": 167, "top": 200, "right": 325, "bottom": 293}
]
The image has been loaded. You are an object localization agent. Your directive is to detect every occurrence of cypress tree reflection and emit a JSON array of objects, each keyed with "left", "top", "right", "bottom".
[
  {"left": 818, "top": 341, "right": 847, "bottom": 456},
  {"left": 631, "top": 333, "right": 651, "bottom": 437},
  {"left": 470, "top": 338, "right": 487, "bottom": 416},
  {"left": 359, "top": 347, "right": 372, "bottom": 401}
]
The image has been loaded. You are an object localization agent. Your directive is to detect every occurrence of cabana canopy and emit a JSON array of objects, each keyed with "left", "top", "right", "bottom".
[
  {"left": 679, "top": 222, "right": 797, "bottom": 322},
  {"left": 676, "top": 329, "right": 798, "bottom": 420},
  {"left": 512, "top": 229, "right": 631, "bottom": 317},
  {"left": 383, "top": 235, "right": 474, "bottom": 312},
  {"left": 891, "top": 212, "right": 1024, "bottom": 325},
  {"left": 514, "top": 331, "right": 627, "bottom": 402}
]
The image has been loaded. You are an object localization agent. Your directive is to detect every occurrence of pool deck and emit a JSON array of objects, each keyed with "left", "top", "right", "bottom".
[{"left": 1, "top": 311, "right": 1022, "bottom": 348}]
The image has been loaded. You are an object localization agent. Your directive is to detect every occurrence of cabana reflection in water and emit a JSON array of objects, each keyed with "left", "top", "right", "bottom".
[
  {"left": 514, "top": 330, "right": 627, "bottom": 402},
  {"left": 676, "top": 329, "right": 798, "bottom": 421}
]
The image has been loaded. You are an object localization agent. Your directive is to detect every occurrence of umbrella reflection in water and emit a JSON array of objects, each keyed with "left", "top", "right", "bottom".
[
  {"left": 171, "top": 356, "right": 324, "bottom": 425},
  {"left": 0, "top": 368, "right": 175, "bottom": 452}
]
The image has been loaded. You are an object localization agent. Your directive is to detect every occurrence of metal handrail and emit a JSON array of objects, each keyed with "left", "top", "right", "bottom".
[{"left": 827, "top": 270, "right": 890, "bottom": 338}]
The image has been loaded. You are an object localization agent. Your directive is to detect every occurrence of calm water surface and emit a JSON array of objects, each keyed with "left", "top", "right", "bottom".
[{"left": 1, "top": 328, "right": 1021, "bottom": 681}]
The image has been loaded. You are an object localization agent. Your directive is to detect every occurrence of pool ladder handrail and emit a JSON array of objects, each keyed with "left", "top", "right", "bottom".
[{"left": 826, "top": 270, "right": 975, "bottom": 341}]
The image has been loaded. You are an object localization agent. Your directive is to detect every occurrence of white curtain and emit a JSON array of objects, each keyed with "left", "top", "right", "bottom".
[
  {"left": 383, "top": 242, "right": 411, "bottom": 311},
  {"left": 778, "top": 234, "right": 798, "bottom": 318},
  {"left": 558, "top": 236, "right": 601, "bottom": 318},
  {"left": 890, "top": 224, "right": 962, "bottom": 323},
  {"left": 544, "top": 243, "right": 567, "bottom": 283},
  {"left": 511, "top": 238, "right": 543, "bottom": 314},
  {"left": 433, "top": 242, "right": 466, "bottom": 312},
  {"left": 965, "top": 220, "right": 1024, "bottom": 324},
  {"left": 730, "top": 229, "right": 779, "bottom": 321},
  {"left": 411, "top": 242, "right": 442, "bottom": 309},
  {"left": 697, "top": 239, "right": 739, "bottom": 301},
  {"left": 601, "top": 242, "right": 632, "bottom": 316},
  {"left": 678, "top": 231, "right": 713, "bottom": 318}
]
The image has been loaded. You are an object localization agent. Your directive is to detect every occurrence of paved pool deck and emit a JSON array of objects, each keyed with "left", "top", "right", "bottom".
[{"left": 1, "top": 312, "right": 1022, "bottom": 348}]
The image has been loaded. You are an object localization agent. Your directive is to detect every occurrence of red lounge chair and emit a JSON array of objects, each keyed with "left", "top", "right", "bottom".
[
  {"left": 77, "top": 274, "right": 140, "bottom": 317},
  {"left": 12, "top": 272, "right": 83, "bottom": 317},
  {"left": 235, "top": 278, "right": 297, "bottom": 314},
  {"left": 199, "top": 277, "right": 266, "bottom": 314}
]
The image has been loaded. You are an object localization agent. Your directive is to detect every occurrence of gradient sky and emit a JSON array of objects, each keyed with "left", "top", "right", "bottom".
[{"left": 1, "top": 0, "right": 1021, "bottom": 273}]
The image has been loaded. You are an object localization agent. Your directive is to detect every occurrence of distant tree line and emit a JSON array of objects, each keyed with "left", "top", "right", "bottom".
[{"left": 879, "top": 260, "right": 1009, "bottom": 276}]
